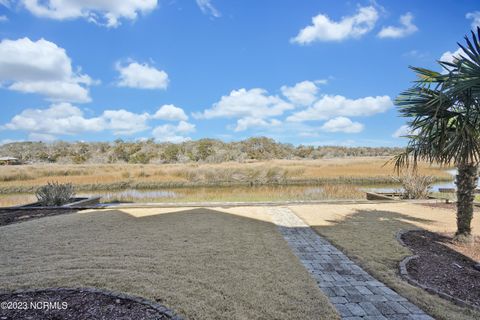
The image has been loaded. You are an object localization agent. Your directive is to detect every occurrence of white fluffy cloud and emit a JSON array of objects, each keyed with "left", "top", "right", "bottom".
[
  {"left": 2, "top": 103, "right": 104, "bottom": 136},
  {"left": 195, "top": 88, "right": 293, "bottom": 120},
  {"left": 0, "top": 37, "right": 93, "bottom": 102},
  {"left": 0, "top": 15, "right": 7, "bottom": 22},
  {"left": 393, "top": 125, "right": 409, "bottom": 138},
  {"left": 152, "top": 120, "right": 195, "bottom": 143},
  {"left": 234, "top": 117, "right": 281, "bottom": 132},
  {"left": 101, "top": 109, "right": 150, "bottom": 135},
  {"left": 440, "top": 48, "right": 465, "bottom": 64},
  {"left": 291, "top": 6, "right": 378, "bottom": 44},
  {"left": 467, "top": 11, "right": 480, "bottom": 29},
  {"left": 392, "top": 124, "right": 419, "bottom": 138},
  {"left": 1, "top": 101, "right": 196, "bottom": 140},
  {"left": 440, "top": 49, "right": 458, "bottom": 66},
  {"left": 152, "top": 104, "right": 188, "bottom": 121},
  {"left": 194, "top": 87, "right": 298, "bottom": 134},
  {"left": 9, "top": 80, "right": 92, "bottom": 102},
  {"left": 287, "top": 95, "right": 393, "bottom": 122},
  {"left": 2, "top": 103, "right": 151, "bottom": 139},
  {"left": 320, "top": 116, "right": 364, "bottom": 133},
  {"left": 281, "top": 80, "right": 320, "bottom": 106},
  {"left": 378, "top": 13, "right": 418, "bottom": 39},
  {"left": 196, "top": 82, "right": 391, "bottom": 136},
  {"left": 196, "top": 0, "right": 220, "bottom": 18},
  {"left": 116, "top": 61, "right": 169, "bottom": 90},
  {"left": 19, "top": 0, "right": 158, "bottom": 27},
  {"left": 439, "top": 48, "right": 472, "bottom": 73}
]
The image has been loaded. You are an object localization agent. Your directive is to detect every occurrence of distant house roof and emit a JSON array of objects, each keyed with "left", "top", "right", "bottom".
[{"left": 0, "top": 157, "right": 18, "bottom": 161}]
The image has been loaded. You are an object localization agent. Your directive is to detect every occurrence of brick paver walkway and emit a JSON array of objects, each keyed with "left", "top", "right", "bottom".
[{"left": 270, "top": 207, "right": 433, "bottom": 320}]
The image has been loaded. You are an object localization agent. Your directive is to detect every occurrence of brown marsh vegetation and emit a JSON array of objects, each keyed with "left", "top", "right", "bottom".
[
  {"left": 0, "top": 157, "right": 449, "bottom": 193},
  {"left": 0, "top": 157, "right": 451, "bottom": 206}
]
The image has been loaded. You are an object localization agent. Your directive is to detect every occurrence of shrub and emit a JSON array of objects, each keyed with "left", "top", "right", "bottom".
[
  {"left": 128, "top": 152, "right": 151, "bottom": 164},
  {"left": 35, "top": 182, "right": 75, "bottom": 206},
  {"left": 162, "top": 144, "right": 180, "bottom": 163},
  {"left": 395, "top": 174, "right": 434, "bottom": 199}
]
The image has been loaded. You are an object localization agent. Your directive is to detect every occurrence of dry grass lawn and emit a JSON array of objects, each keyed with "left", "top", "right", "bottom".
[
  {"left": 291, "top": 203, "right": 480, "bottom": 320},
  {"left": 0, "top": 207, "right": 338, "bottom": 320}
]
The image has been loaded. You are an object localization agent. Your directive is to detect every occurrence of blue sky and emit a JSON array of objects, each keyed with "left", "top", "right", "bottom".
[{"left": 0, "top": 0, "right": 479, "bottom": 146}]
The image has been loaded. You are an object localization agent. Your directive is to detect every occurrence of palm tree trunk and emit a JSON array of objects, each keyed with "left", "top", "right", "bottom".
[{"left": 455, "top": 163, "right": 479, "bottom": 237}]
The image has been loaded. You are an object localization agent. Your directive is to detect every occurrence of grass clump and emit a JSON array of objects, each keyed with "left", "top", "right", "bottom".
[
  {"left": 395, "top": 174, "right": 434, "bottom": 199},
  {"left": 35, "top": 182, "right": 75, "bottom": 206}
]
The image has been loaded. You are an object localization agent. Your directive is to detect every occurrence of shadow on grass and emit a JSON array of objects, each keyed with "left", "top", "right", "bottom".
[
  {"left": 306, "top": 208, "right": 479, "bottom": 318},
  {"left": 2, "top": 206, "right": 478, "bottom": 318},
  {"left": 0, "top": 207, "right": 338, "bottom": 320},
  {"left": 307, "top": 208, "right": 463, "bottom": 270}
]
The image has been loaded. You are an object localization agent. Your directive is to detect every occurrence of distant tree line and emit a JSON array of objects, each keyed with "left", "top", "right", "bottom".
[{"left": 0, "top": 137, "right": 405, "bottom": 164}]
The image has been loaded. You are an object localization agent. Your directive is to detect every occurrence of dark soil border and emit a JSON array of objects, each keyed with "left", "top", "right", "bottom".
[
  {"left": 17, "top": 196, "right": 102, "bottom": 208},
  {"left": 396, "top": 230, "right": 480, "bottom": 311},
  {"left": 0, "top": 287, "right": 183, "bottom": 320},
  {"left": 0, "top": 208, "right": 83, "bottom": 227}
]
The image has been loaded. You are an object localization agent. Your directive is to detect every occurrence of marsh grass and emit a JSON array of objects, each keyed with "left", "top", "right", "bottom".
[
  {"left": 101, "top": 189, "right": 178, "bottom": 203},
  {"left": 0, "top": 184, "right": 367, "bottom": 207},
  {"left": 0, "top": 158, "right": 451, "bottom": 194},
  {"left": 0, "top": 158, "right": 451, "bottom": 206},
  {"left": 96, "top": 184, "right": 365, "bottom": 204},
  {"left": 0, "top": 194, "right": 36, "bottom": 207}
]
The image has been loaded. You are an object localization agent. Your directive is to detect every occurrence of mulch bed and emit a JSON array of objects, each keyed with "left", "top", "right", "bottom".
[
  {"left": 0, "top": 209, "right": 80, "bottom": 227},
  {"left": 0, "top": 289, "right": 180, "bottom": 320},
  {"left": 401, "top": 230, "right": 480, "bottom": 308}
]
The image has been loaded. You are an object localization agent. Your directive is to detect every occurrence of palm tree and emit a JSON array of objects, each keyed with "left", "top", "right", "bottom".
[{"left": 394, "top": 28, "right": 480, "bottom": 239}]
